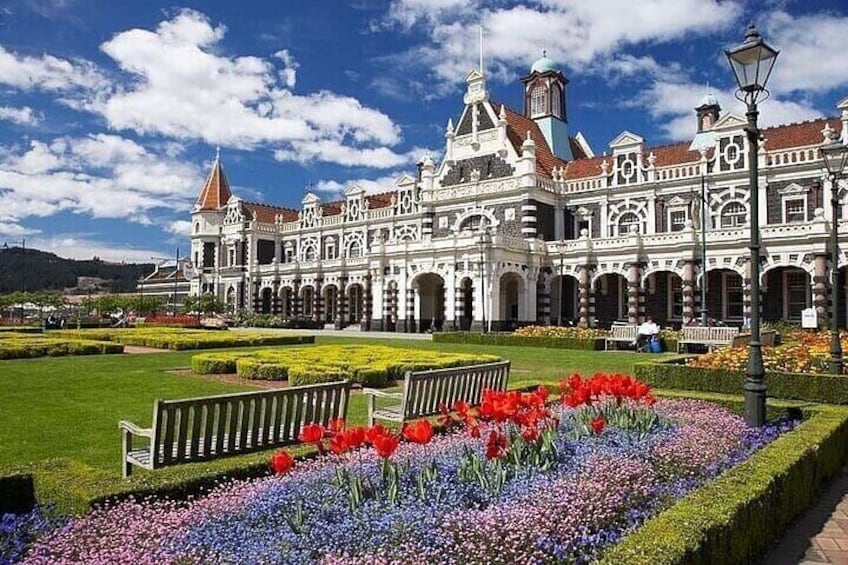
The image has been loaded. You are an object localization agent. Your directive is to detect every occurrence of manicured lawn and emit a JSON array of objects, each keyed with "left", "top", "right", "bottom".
[{"left": 0, "top": 337, "right": 669, "bottom": 472}]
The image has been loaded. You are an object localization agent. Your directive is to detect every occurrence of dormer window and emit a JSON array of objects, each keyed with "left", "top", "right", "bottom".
[
  {"left": 531, "top": 86, "right": 546, "bottom": 117},
  {"left": 617, "top": 212, "right": 641, "bottom": 236},
  {"left": 669, "top": 209, "right": 687, "bottom": 232}
]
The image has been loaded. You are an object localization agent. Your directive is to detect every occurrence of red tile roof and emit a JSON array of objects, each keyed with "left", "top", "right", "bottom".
[
  {"left": 500, "top": 104, "right": 570, "bottom": 177},
  {"left": 195, "top": 158, "right": 232, "bottom": 210},
  {"left": 762, "top": 117, "right": 839, "bottom": 151},
  {"left": 366, "top": 192, "right": 394, "bottom": 209},
  {"left": 243, "top": 202, "right": 298, "bottom": 223}
]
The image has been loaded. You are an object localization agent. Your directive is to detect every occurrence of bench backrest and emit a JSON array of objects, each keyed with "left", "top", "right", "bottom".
[
  {"left": 150, "top": 380, "right": 350, "bottom": 467},
  {"left": 610, "top": 325, "right": 637, "bottom": 339},
  {"left": 682, "top": 326, "right": 739, "bottom": 342},
  {"left": 401, "top": 361, "right": 510, "bottom": 421}
]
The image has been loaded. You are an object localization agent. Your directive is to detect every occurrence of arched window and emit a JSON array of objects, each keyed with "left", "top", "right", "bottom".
[
  {"left": 324, "top": 237, "right": 336, "bottom": 260},
  {"left": 618, "top": 212, "right": 641, "bottom": 235},
  {"left": 348, "top": 241, "right": 362, "bottom": 259},
  {"left": 459, "top": 214, "right": 487, "bottom": 232},
  {"left": 551, "top": 85, "right": 562, "bottom": 119},
  {"left": 531, "top": 86, "right": 547, "bottom": 117},
  {"left": 720, "top": 202, "right": 747, "bottom": 228},
  {"left": 303, "top": 244, "right": 317, "bottom": 261}
]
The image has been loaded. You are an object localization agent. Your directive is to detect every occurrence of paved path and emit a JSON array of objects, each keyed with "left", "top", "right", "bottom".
[
  {"left": 231, "top": 327, "right": 434, "bottom": 341},
  {"left": 761, "top": 468, "right": 848, "bottom": 564}
]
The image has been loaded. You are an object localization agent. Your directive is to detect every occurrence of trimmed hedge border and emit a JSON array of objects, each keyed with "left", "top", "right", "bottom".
[
  {"left": 599, "top": 404, "right": 848, "bottom": 564},
  {"left": 49, "top": 330, "right": 315, "bottom": 351},
  {"left": 433, "top": 331, "right": 679, "bottom": 352},
  {"left": 635, "top": 357, "right": 848, "bottom": 405},
  {"left": 433, "top": 331, "right": 604, "bottom": 350}
]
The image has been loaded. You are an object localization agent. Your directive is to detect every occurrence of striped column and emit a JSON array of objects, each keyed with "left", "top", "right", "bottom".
[
  {"left": 814, "top": 253, "right": 828, "bottom": 322},
  {"left": 383, "top": 282, "right": 394, "bottom": 328},
  {"left": 363, "top": 274, "right": 373, "bottom": 330},
  {"left": 272, "top": 280, "right": 281, "bottom": 315},
  {"left": 422, "top": 209, "right": 435, "bottom": 238},
  {"left": 577, "top": 266, "right": 592, "bottom": 328},
  {"left": 406, "top": 286, "right": 416, "bottom": 333},
  {"left": 627, "top": 262, "right": 643, "bottom": 326},
  {"left": 252, "top": 281, "right": 261, "bottom": 313},
  {"left": 292, "top": 279, "right": 301, "bottom": 319},
  {"left": 536, "top": 273, "right": 551, "bottom": 325},
  {"left": 313, "top": 278, "right": 323, "bottom": 323},
  {"left": 682, "top": 261, "right": 696, "bottom": 324},
  {"left": 521, "top": 199, "right": 537, "bottom": 239},
  {"left": 336, "top": 277, "right": 348, "bottom": 329},
  {"left": 455, "top": 282, "right": 466, "bottom": 330}
]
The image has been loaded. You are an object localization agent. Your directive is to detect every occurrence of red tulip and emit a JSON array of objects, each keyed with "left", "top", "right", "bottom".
[
  {"left": 298, "top": 423, "right": 324, "bottom": 444},
  {"left": 485, "top": 430, "right": 507, "bottom": 459},
  {"left": 345, "top": 426, "right": 367, "bottom": 449},
  {"left": 402, "top": 420, "right": 434, "bottom": 445},
  {"left": 329, "top": 434, "right": 350, "bottom": 455},
  {"left": 328, "top": 418, "right": 346, "bottom": 435},
  {"left": 591, "top": 417, "right": 606, "bottom": 434},
  {"left": 372, "top": 433, "right": 399, "bottom": 459},
  {"left": 522, "top": 426, "right": 539, "bottom": 443},
  {"left": 269, "top": 450, "right": 294, "bottom": 475},
  {"left": 365, "top": 424, "right": 389, "bottom": 445}
]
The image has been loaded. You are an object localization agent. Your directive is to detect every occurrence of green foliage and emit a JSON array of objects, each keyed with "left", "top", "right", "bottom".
[
  {"left": 81, "top": 294, "right": 163, "bottom": 316},
  {"left": 598, "top": 406, "right": 848, "bottom": 565},
  {"left": 181, "top": 293, "right": 225, "bottom": 315},
  {"left": 0, "top": 332, "right": 123, "bottom": 359},
  {"left": 433, "top": 331, "right": 604, "bottom": 350},
  {"left": 635, "top": 358, "right": 848, "bottom": 404},
  {"left": 193, "top": 345, "right": 501, "bottom": 387},
  {"left": 48, "top": 328, "right": 314, "bottom": 350}
]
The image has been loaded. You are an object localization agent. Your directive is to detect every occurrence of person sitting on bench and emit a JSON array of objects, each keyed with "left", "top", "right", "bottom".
[{"left": 635, "top": 316, "right": 659, "bottom": 352}]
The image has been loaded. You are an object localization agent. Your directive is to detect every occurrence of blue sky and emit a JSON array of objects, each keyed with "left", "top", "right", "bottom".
[{"left": 0, "top": 0, "right": 846, "bottom": 262}]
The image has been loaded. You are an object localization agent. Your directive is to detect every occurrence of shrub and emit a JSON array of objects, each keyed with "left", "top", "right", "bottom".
[
  {"left": 0, "top": 333, "right": 124, "bottom": 359},
  {"left": 47, "top": 328, "right": 314, "bottom": 351},
  {"left": 434, "top": 332, "right": 604, "bottom": 350},
  {"left": 192, "top": 345, "right": 501, "bottom": 387},
  {"left": 635, "top": 358, "right": 848, "bottom": 405}
]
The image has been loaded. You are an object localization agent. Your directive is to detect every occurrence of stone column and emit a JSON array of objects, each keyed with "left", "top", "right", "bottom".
[
  {"left": 536, "top": 273, "right": 551, "bottom": 325},
  {"left": 313, "top": 277, "right": 323, "bottom": 323},
  {"left": 383, "top": 282, "right": 394, "bottom": 331},
  {"left": 252, "top": 280, "right": 261, "bottom": 314},
  {"left": 455, "top": 280, "right": 466, "bottom": 330},
  {"left": 292, "top": 279, "right": 301, "bottom": 319},
  {"left": 336, "top": 277, "right": 348, "bottom": 329},
  {"left": 814, "top": 253, "right": 828, "bottom": 323},
  {"left": 521, "top": 199, "right": 538, "bottom": 239},
  {"left": 363, "top": 274, "right": 373, "bottom": 331},
  {"left": 577, "top": 265, "right": 592, "bottom": 328},
  {"left": 682, "top": 260, "right": 696, "bottom": 325},
  {"left": 626, "top": 262, "right": 643, "bottom": 326},
  {"left": 272, "top": 280, "right": 281, "bottom": 315},
  {"left": 422, "top": 209, "right": 434, "bottom": 238},
  {"left": 406, "top": 286, "right": 416, "bottom": 333}
]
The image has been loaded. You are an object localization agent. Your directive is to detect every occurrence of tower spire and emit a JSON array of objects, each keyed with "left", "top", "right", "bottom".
[{"left": 195, "top": 148, "right": 232, "bottom": 210}]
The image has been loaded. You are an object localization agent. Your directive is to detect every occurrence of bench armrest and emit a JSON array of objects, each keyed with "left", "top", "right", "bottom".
[
  {"left": 362, "top": 388, "right": 403, "bottom": 399},
  {"left": 119, "top": 420, "right": 152, "bottom": 438}
]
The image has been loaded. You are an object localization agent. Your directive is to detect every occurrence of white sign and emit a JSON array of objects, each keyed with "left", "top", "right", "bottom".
[{"left": 801, "top": 307, "right": 818, "bottom": 329}]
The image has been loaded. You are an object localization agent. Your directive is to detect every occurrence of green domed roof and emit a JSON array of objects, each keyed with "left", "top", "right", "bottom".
[{"left": 531, "top": 51, "right": 557, "bottom": 74}]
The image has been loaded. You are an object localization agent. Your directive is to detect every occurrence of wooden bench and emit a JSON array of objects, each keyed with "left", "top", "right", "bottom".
[
  {"left": 605, "top": 325, "right": 637, "bottom": 350},
  {"left": 363, "top": 361, "right": 510, "bottom": 426},
  {"left": 677, "top": 326, "right": 740, "bottom": 353},
  {"left": 119, "top": 380, "right": 350, "bottom": 478},
  {"left": 731, "top": 329, "right": 777, "bottom": 348}
]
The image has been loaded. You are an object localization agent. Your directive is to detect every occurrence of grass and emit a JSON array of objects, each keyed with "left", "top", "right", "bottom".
[{"left": 0, "top": 336, "right": 676, "bottom": 511}]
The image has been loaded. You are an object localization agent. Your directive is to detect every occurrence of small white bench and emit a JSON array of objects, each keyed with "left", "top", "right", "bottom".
[
  {"left": 364, "top": 361, "right": 511, "bottom": 426},
  {"left": 605, "top": 325, "right": 638, "bottom": 350},
  {"left": 119, "top": 380, "right": 350, "bottom": 478},
  {"left": 677, "top": 326, "right": 740, "bottom": 353}
]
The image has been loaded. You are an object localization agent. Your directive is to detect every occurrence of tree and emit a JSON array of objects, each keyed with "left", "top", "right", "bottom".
[{"left": 182, "top": 293, "right": 225, "bottom": 315}]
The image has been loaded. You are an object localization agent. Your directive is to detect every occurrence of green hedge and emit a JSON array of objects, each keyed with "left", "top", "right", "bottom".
[
  {"left": 0, "top": 336, "right": 124, "bottom": 359},
  {"left": 49, "top": 329, "right": 315, "bottom": 351},
  {"left": 636, "top": 358, "right": 848, "bottom": 404},
  {"left": 599, "top": 405, "right": 848, "bottom": 564},
  {"left": 433, "top": 332, "right": 605, "bottom": 350}
]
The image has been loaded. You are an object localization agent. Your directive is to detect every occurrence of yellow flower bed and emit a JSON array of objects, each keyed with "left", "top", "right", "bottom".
[
  {"left": 192, "top": 345, "right": 502, "bottom": 387},
  {"left": 688, "top": 331, "right": 848, "bottom": 375},
  {"left": 0, "top": 332, "right": 123, "bottom": 359},
  {"left": 48, "top": 328, "right": 313, "bottom": 350},
  {"left": 513, "top": 325, "right": 609, "bottom": 339}
]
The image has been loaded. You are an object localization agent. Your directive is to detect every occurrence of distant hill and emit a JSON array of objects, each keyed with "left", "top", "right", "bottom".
[{"left": 0, "top": 247, "right": 154, "bottom": 293}]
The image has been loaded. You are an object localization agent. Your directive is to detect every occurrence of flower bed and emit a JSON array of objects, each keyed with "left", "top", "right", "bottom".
[
  {"left": 139, "top": 315, "right": 202, "bottom": 327},
  {"left": 18, "top": 374, "right": 797, "bottom": 564},
  {"left": 0, "top": 333, "right": 123, "bottom": 359},
  {"left": 192, "top": 345, "right": 501, "bottom": 387},
  {"left": 434, "top": 330, "right": 605, "bottom": 350},
  {"left": 688, "top": 331, "right": 847, "bottom": 375},
  {"left": 47, "top": 328, "right": 314, "bottom": 351}
]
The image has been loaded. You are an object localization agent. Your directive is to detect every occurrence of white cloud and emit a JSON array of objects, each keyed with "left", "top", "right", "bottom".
[
  {"left": 27, "top": 235, "right": 168, "bottom": 263},
  {"left": 0, "top": 134, "right": 201, "bottom": 227},
  {"left": 314, "top": 173, "right": 404, "bottom": 198},
  {"left": 0, "top": 44, "right": 107, "bottom": 93},
  {"left": 761, "top": 10, "right": 848, "bottom": 95},
  {"left": 83, "top": 9, "right": 408, "bottom": 168},
  {"left": 164, "top": 220, "right": 193, "bottom": 236},
  {"left": 381, "top": 0, "right": 742, "bottom": 94},
  {"left": 0, "top": 105, "right": 41, "bottom": 125},
  {"left": 274, "top": 142, "right": 430, "bottom": 169}
]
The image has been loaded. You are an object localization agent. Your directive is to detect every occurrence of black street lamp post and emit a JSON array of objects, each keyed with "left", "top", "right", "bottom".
[
  {"left": 726, "top": 23, "right": 779, "bottom": 427},
  {"left": 2, "top": 238, "right": 25, "bottom": 321},
  {"left": 700, "top": 175, "right": 709, "bottom": 326},
  {"left": 820, "top": 134, "right": 848, "bottom": 375}
]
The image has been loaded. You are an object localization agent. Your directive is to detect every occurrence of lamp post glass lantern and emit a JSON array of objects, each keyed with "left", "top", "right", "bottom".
[
  {"left": 820, "top": 135, "right": 848, "bottom": 375},
  {"left": 725, "top": 23, "right": 779, "bottom": 427}
]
